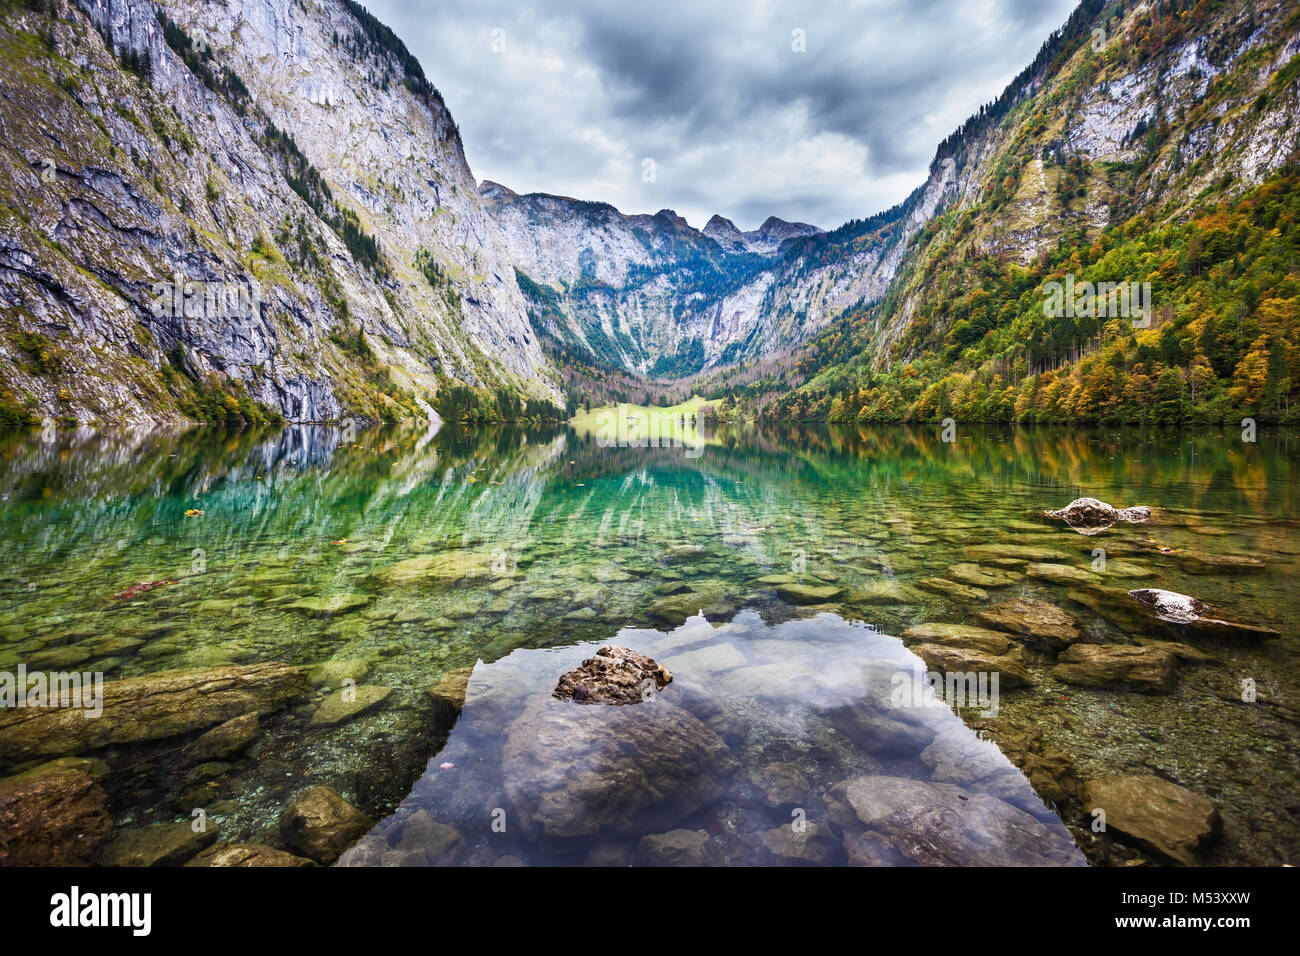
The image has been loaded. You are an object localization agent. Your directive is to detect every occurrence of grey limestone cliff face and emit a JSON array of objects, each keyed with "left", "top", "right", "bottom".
[{"left": 0, "top": 0, "right": 559, "bottom": 426}]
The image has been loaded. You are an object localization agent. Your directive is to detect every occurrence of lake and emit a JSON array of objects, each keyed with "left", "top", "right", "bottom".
[{"left": 0, "top": 420, "right": 1295, "bottom": 866}]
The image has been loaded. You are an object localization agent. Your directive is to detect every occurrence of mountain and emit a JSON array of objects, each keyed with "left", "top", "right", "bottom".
[
  {"left": 0, "top": 0, "right": 561, "bottom": 428},
  {"left": 3, "top": 0, "right": 1295, "bottom": 428},
  {"left": 746, "top": 0, "right": 1300, "bottom": 425},
  {"left": 701, "top": 214, "right": 823, "bottom": 256},
  {"left": 481, "top": 182, "right": 827, "bottom": 375}
]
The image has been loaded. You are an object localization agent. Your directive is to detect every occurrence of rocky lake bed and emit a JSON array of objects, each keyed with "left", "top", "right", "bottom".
[{"left": 0, "top": 422, "right": 1296, "bottom": 867}]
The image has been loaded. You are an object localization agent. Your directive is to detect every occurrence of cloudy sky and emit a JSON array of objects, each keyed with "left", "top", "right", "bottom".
[{"left": 363, "top": 0, "right": 1078, "bottom": 231}]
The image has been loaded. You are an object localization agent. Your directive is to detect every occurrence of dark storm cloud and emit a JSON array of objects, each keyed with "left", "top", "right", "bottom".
[{"left": 361, "top": 0, "right": 1078, "bottom": 230}]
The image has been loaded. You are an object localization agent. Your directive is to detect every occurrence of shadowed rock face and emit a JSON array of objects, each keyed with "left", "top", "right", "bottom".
[
  {"left": 1046, "top": 497, "right": 1152, "bottom": 535},
  {"left": 551, "top": 645, "right": 672, "bottom": 705}
]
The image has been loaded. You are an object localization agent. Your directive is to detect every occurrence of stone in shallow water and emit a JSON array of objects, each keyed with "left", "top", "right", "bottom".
[
  {"left": 748, "top": 761, "right": 810, "bottom": 807},
  {"left": 946, "top": 563, "right": 1020, "bottom": 588},
  {"left": 827, "top": 700, "right": 938, "bottom": 758},
  {"left": 984, "top": 724, "right": 1078, "bottom": 806},
  {"left": 0, "top": 662, "right": 308, "bottom": 760},
  {"left": 552, "top": 645, "right": 673, "bottom": 704},
  {"left": 1051, "top": 643, "right": 1176, "bottom": 694},
  {"left": 1128, "top": 588, "right": 1279, "bottom": 640},
  {"left": 843, "top": 830, "right": 908, "bottom": 866},
  {"left": 308, "top": 658, "right": 373, "bottom": 688},
  {"left": 309, "top": 684, "right": 393, "bottom": 726},
  {"left": 368, "top": 551, "right": 496, "bottom": 589},
  {"left": 501, "top": 695, "right": 735, "bottom": 839},
  {"left": 0, "top": 763, "right": 111, "bottom": 866},
  {"left": 634, "top": 828, "right": 715, "bottom": 866},
  {"left": 186, "top": 843, "right": 316, "bottom": 867},
  {"left": 901, "top": 623, "right": 1018, "bottom": 656},
  {"left": 905, "top": 642, "right": 1033, "bottom": 690},
  {"left": 428, "top": 665, "right": 474, "bottom": 732},
  {"left": 1026, "top": 562, "right": 1104, "bottom": 589},
  {"left": 914, "top": 576, "right": 988, "bottom": 602},
  {"left": 393, "top": 809, "right": 464, "bottom": 865},
  {"left": 968, "top": 544, "right": 1073, "bottom": 562},
  {"left": 837, "top": 774, "right": 1083, "bottom": 866},
  {"left": 977, "top": 597, "right": 1082, "bottom": 652},
  {"left": 1080, "top": 774, "right": 1221, "bottom": 865},
  {"left": 648, "top": 589, "right": 732, "bottom": 626},
  {"left": 186, "top": 711, "right": 260, "bottom": 762},
  {"left": 760, "top": 821, "right": 836, "bottom": 865},
  {"left": 776, "top": 582, "right": 845, "bottom": 604},
  {"left": 1065, "top": 587, "right": 1152, "bottom": 632},
  {"left": 285, "top": 593, "right": 371, "bottom": 617},
  {"left": 279, "top": 786, "right": 372, "bottom": 863},
  {"left": 845, "top": 579, "right": 917, "bottom": 606},
  {"left": 101, "top": 821, "right": 219, "bottom": 867},
  {"left": 1045, "top": 497, "right": 1152, "bottom": 535},
  {"left": 921, "top": 725, "right": 1017, "bottom": 783}
]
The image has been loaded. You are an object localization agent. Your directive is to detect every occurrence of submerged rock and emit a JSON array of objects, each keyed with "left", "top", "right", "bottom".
[
  {"left": 1051, "top": 643, "right": 1177, "bottom": 694},
  {"left": 776, "top": 582, "right": 846, "bottom": 605},
  {"left": 634, "top": 828, "right": 715, "bottom": 866},
  {"left": 0, "top": 763, "right": 111, "bottom": 866},
  {"left": 914, "top": 577, "right": 988, "bottom": 602},
  {"left": 1081, "top": 774, "right": 1221, "bottom": 865},
  {"left": 748, "top": 761, "right": 811, "bottom": 807},
  {"left": 186, "top": 712, "right": 260, "bottom": 762},
  {"left": 390, "top": 809, "right": 464, "bottom": 865},
  {"left": 186, "top": 843, "right": 316, "bottom": 867},
  {"left": 368, "top": 551, "right": 497, "bottom": 589},
  {"left": 279, "top": 786, "right": 372, "bottom": 863},
  {"left": 831, "top": 774, "right": 1082, "bottom": 866},
  {"left": 946, "top": 564, "right": 1021, "bottom": 588},
  {"left": 984, "top": 724, "right": 1078, "bottom": 806},
  {"left": 428, "top": 665, "right": 474, "bottom": 734},
  {"left": 977, "top": 597, "right": 1082, "bottom": 653},
  {"left": 904, "top": 642, "right": 1033, "bottom": 690},
  {"left": 100, "top": 821, "right": 219, "bottom": 867},
  {"left": 502, "top": 695, "right": 735, "bottom": 839},
  {"left": 0, "top": 663, "right": 308, "bottom": 760},
  {"left": 552, "top": 646, "right": 672, "bottom": 705},
  {"left": 1046, "top": 497, "right": 1152, "bottom": 535},
  {"left": 1128, "top": 588, "right": 1280, "bottom": 640},
  {"left": 760, "top": 822, "right": 836, "bottom": 865},
  {"left": 284, "top": 593, "right": 371, "bottom": 617},
  {"left": 844, "top": 579, "right": 918, "bottom": 606},
  {"left": 309, "top": 684, "right": 393, "bottom": 727},
  {"left": 901, "top": 623, "right": 1019, "bottom": 656}
]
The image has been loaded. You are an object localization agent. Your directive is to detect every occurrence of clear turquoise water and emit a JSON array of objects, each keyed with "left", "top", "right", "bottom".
[{"left": 0, "top": 422, "right": 1296, "bottom": 865}]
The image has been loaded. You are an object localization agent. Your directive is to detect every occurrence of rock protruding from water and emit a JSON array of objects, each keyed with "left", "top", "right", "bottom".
[
  {"left": 1046, "top": 497, "right": 1151, "bottom": 535},
  {"left": 552, "top": 645, "right": 672, "bottom": 705},
  {"left": 1081, "top": 774, "right": 1221, "bottom": 865},
  {"left": 1128, "top": 588, "right": 1280, "bottom": 640}
]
